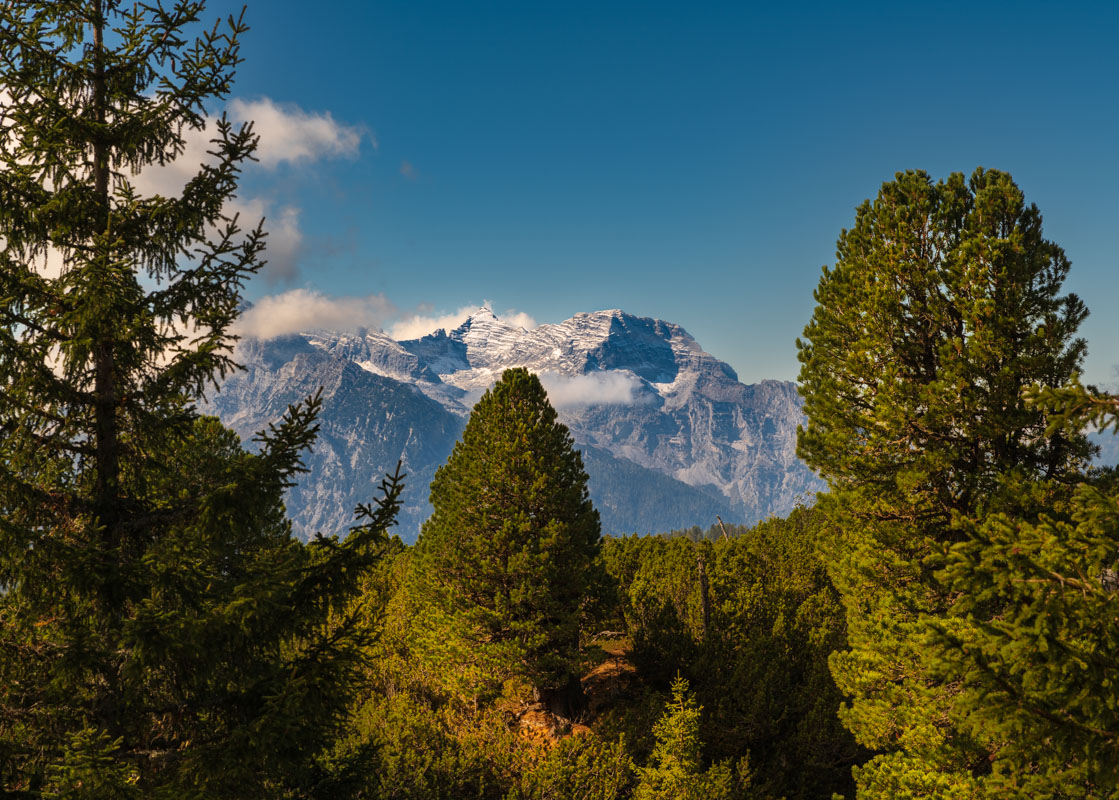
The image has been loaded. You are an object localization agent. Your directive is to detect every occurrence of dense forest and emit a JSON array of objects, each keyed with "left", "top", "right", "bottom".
[{"left": 2, "top": 2, "right": 1118, "bottom": 799}]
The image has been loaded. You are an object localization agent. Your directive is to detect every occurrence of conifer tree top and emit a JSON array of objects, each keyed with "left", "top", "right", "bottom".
[
  {"left": 414, "top": 367, "right": 601, "bottom": 701},
  {"left": 797, "top": 167, "right": 1089, "bottom": 521}
]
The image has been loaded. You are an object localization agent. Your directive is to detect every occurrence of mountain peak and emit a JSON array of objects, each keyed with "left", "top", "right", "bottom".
[
  {"left": 212, "top": 304, "right": 823, "bottom": 541},
  {"left": 452, "top": 306, "right": 508, "bottom": 335},
  {"left": 468, "top": 305, "right": 498, "bottom": 322}
]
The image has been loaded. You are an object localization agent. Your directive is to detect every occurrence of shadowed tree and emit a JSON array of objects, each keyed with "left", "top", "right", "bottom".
[{"left": 0, "top": 2, "right": 400, "bottom": 797}]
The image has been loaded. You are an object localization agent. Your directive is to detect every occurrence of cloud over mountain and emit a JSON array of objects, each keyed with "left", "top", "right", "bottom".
[
  {"left": 389, "top": 302, "right": 538, "bottom": 341},
  {"left": 235, "top": 289, "right": 396, "bottom": 339},
  {"left": 539, "top": 370, "right": 643, "bottom": 408},
  {"left": 210, "top": 307, "right": 823, "bottom": 540}
]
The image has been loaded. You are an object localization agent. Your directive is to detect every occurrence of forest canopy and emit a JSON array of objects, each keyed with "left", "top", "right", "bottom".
[{"left": 0, "top": 3, "right": 1116, "bottom": 799}]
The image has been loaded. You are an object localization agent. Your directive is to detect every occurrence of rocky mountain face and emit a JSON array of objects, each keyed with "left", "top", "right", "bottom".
[{"left": 207, "top": 308, "right": 823, "bottom": 541}]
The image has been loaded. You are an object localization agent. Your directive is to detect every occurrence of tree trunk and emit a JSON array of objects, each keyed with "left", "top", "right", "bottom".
[
  {"left": 539, "top": 673, "right": 586, "bottom": 721},
  {"left": 697, "top": 551, "right": 711, "bottom": 641},
  {"left": 91, "top": 0, "right": 119, "bottom": 542}
]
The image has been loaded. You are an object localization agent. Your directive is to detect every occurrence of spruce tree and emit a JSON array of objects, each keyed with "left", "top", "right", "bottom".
[
  {"left": 796, "top": 169, "right": 1089, "bottom": 796},
  {"left": 633, "top": 676, "right": 739, "bottom": 800},
  {"left": 412, "top": 367, "right": 601, "bottom": 716},
  {"left": 0, "top": 3, "right": 401, "bottom": 796}
]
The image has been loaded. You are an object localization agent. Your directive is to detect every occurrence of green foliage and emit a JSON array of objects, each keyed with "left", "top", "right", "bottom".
[
  {"left": 412, "top": 367, "right": 602, "bottom": 703},
  {"left": 600, "top": 508, "right": 860, "bottom": 800},
  {"left": 344, "top": 692, "right": 498, "bottom": 800},
  {"left": 336, "top": 368, "right": 619, "bottom": 794},
  {"left": 46, "top": 730, "right": 139, "bottom": 800},
  {"left": 509, "top": 734, "right": 634, "bottom": 800},
  {"left": 608, "top": 534, "right": 703, "bottom": 677},
  {"left": 633, "top": 676, "right": 743, "bottom": 800},
  {"left": 635, "top": 677, "right": 705, "bottom": 796},
  {"left": 341, "top": 657, "right": 634, "bottom": 800},
  {"left": 346, "top": 484, "right": 849, "bottom": 799},
  {"left": 796, "top": 168, "right": 1090, "bottom": 795},
  {"left": 0, "top": 3, "right": 401, "bottom": 796},
  {"left": 798, "top": 168, "right": 1088, "bottom": 520},
  {"left": 927, "top": 382, "right": 1119, "bottom": 797}
]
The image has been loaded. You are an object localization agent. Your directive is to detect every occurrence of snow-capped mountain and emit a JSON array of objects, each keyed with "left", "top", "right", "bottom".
[{"left": 206, "top": 308, "right": 823, "bottom": 541}]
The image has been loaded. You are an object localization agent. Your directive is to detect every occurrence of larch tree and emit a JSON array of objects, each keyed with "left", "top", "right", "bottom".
[
  {"left": 0, "top": 2, "right": 401, "bottom": 797},
  {"left": 796, "top": 168, "right": 1090, "bottom": 797},
  {"left": 411, "top": 367, "right": 601, "bottom": 718}
]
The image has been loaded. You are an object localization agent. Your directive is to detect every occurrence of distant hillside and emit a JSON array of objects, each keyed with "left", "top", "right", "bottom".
[{"left": 579, "top": 444, "right": 741, "bottom": 536}]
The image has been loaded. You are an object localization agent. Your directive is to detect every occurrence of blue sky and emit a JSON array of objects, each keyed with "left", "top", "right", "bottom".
[{"left": 205, "top": 0, "right": 1118, "bottom": 385}]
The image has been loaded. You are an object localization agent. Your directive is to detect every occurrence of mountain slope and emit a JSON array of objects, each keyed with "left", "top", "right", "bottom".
[
  {"left": 579, "top": 444, "right": 741, "bottom": 535},
  {"left": 208, "top": 309, "right": 823, "bottom": 540},
  {"left": 207, "top": 336, "right": 466, "bottom": 536}
]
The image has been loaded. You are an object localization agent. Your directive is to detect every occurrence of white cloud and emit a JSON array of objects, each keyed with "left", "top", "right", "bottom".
[
  {"left": 235, "top": 295, "right": 537, "bottom": 342},
  {"left": 388, "top": 305, "right": 478, "bottom": 340},
  {"left": 538, "top": 371, "right": 644, "bottom": 409},
  {"left": 234, "top": 289, "right": 396, "bottom": 339},
  {"left": 128, "top": 121, "right": 213, "bottom": 198},
  {"left": 264, "top": 205, "right": 303, "bottom": 283},
  {"left": 226, "top": 198, "right": 302, "bottom": 283},
  {"left": 388, "top": 303, "right": 538, "bottom": 341},
  {"left": 227, "top": 97, "right": 365, "bottom": 168},
  {"left": 7, "top": 92, "right": 363, "bottom": 286},
  {"left": 129, "top": 96, "right": 364, "bottom": 283},
  {"left": 25, "top": 246, "right": 65, "bottom": 279},
  {"left": 502, "top": 310, "right": 539, "bottom": 330}
]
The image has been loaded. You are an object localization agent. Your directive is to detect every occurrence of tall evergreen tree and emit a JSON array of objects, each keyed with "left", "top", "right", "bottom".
[
  {"left": 796, "top": 168, "right": 1089, "bottom": 796},
  {"left": 412, "top": 367, "right": 601, "bottom": 716},
  {"left": 929, "top": 380, "right": 1119, "bottom": 797},
  {"left": 0, "top": 3, "right": 401, "bottom": 796}
]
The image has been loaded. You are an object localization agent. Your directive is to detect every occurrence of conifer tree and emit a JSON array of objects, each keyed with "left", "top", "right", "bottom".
[
  {"left": 930, "top": 380, "right": 1119, "bottom": 797},
  {"left": 634, "top": 676, "right": 740, "bottom": 800},
  {"left": 412, "top": 367, "right": 601, "bottom": 716},
  {"left": 796, "top": 169, "right": 1089, "bottom": 796},
  {"left": 0, "top": 2, "right": 401, "bottom": 796}
]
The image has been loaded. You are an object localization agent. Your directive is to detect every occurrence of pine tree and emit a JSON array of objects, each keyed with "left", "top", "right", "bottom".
[
  {"left": 0, "top": 3, "right": 401, "bottom": 796},
  {"left": 412, "top": 367, "right": 601, "bottom": 716},
  {"left": 796, "top": 168, "right": 1090, "bottom": 796},
  {"left": 929, "top": 380, "right": 1119, "bottom": 797}
]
